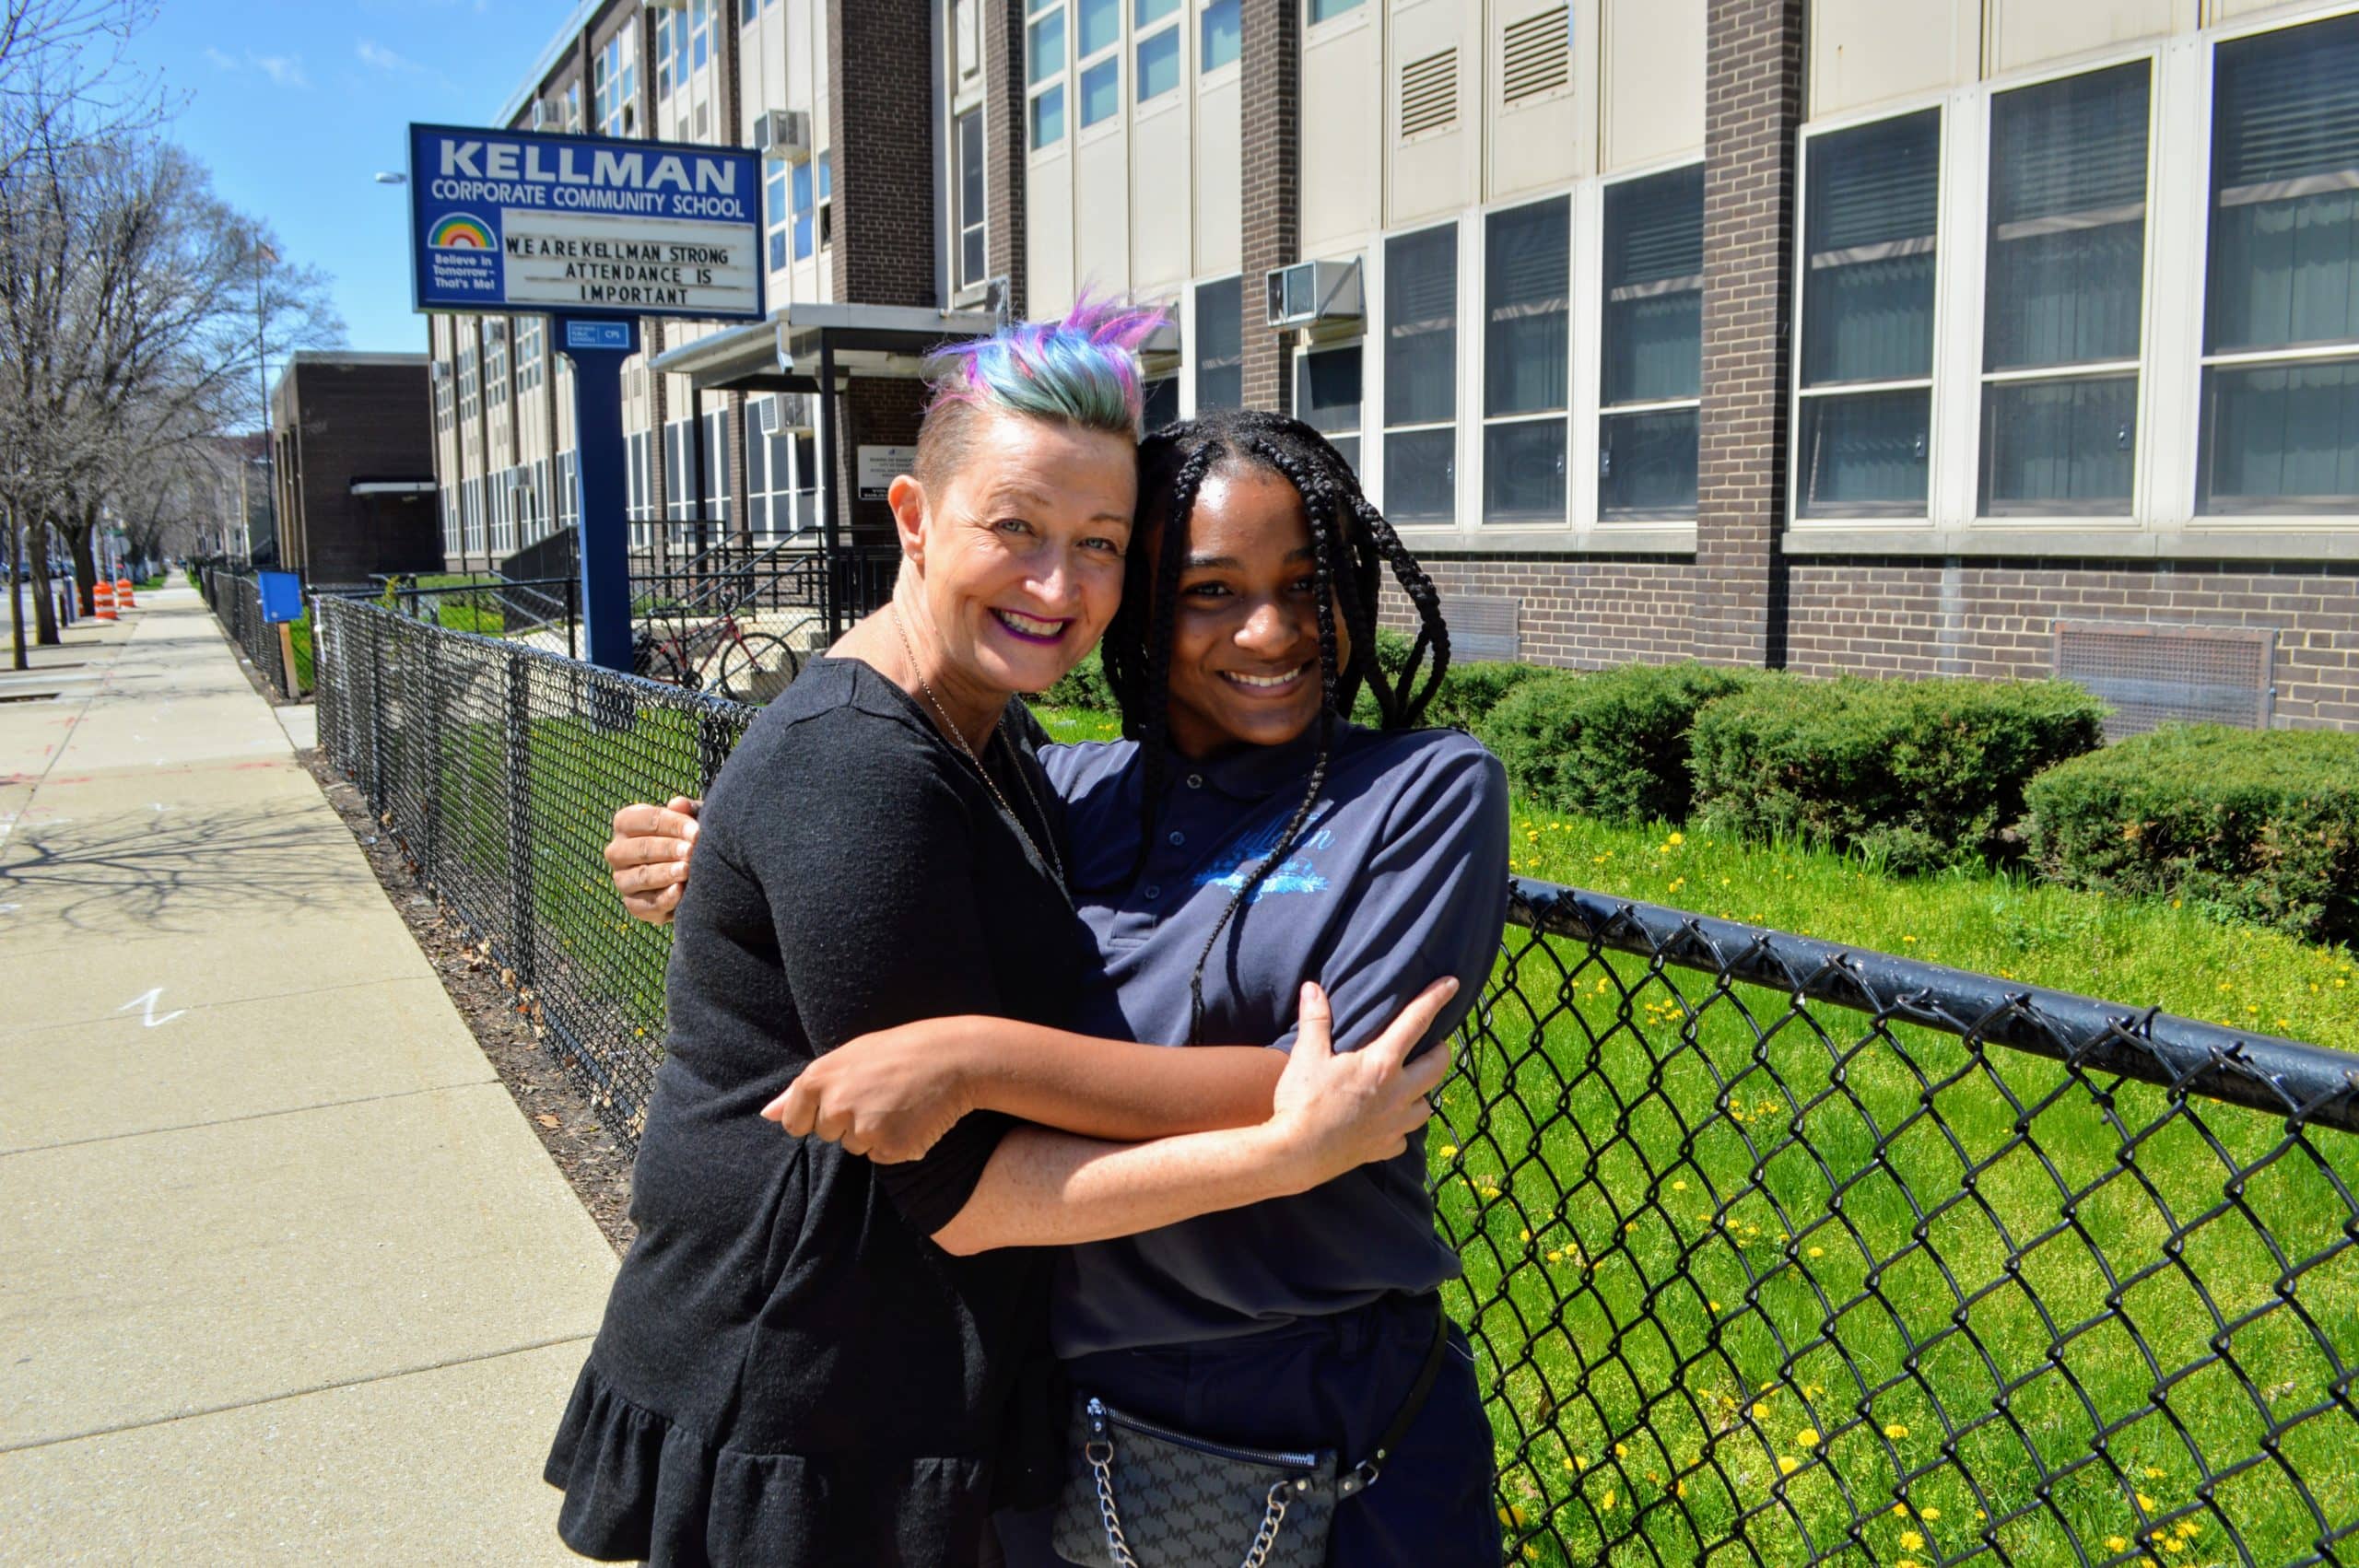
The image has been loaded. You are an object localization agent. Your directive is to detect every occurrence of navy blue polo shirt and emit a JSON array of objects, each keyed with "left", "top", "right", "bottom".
[{"left": 1039, "top": 720, "right": 1510, "bottom": 1357}]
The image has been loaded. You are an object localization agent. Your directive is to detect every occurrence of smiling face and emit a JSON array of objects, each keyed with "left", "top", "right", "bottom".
[
  {"left": 1156, "top": 462, "right": 1353, "bottom": 760},
  {"left": 892, "top": 405, "right": 1137, "bottom": 701}
]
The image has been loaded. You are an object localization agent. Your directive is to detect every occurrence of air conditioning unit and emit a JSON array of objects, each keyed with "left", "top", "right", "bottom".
[
  {"left": 1264, "top": 257, "right": 1365, "bottom": 330},
  {"left": 758, "top": 394, "right": 816, "bottom": 438},
  {"left": 531, "top": 98, "right": 566, "bottom": 131},
  {"left": 754, "top": 109, "right": 813, "bottom": 163}
]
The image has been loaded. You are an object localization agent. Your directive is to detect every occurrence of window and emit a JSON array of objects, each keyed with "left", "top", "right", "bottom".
[
  {"left": 654, "top": 7, "right": 675, "bottom": 99},
  {"left": 690, "top": 0, "right": 711, "bottom": 71},
  {"left": 1295, "top": 344, "right": 1362, "bottom": 471},
  {"left": 458, "top": 342, "right": 479, "bottom": 425},
  {"left": 484, "top": 321, "right": 509, "bottom": 412},
  {"left": 957, "top": 110, "right": 988, "bottom": 288},
  {"left": 593, "top": 25, "right": 636, "bottom": 137},
  {"left": 1483, "top": 196, "right": 1568, "bottom": 522},
  {"left": 1144, "top": 375, "right": 1180, "bottom": 432},
  {"left": 517, "top": 317, "right": 544, "bottom": 393},
  {"left": 1798, "top": 109, "right": 1940, "bottom": 517},
  {"left": 1078, "top": 0, "right": 1118, "bottom": 55},
  {"left": 746, "top": 401, "right": 786, "bottom": 537},
  {"left": 1384, "top": 222, "right": 1458, "bottom": 523},
  {"left": 1081, "top": 57, "right": 1120, "bottom": 126},
  {"left": 1030, "top": 6, "right": 1065, "bottom": 86},
  {"left": 767, "top": 163, "right": 789, "bottom": 271},
  {"left": 558, "top": 451, "right": 578, "bottom": 532},
  {"left": 1138, "top": 23, "right": 1180, "bottom": 101},
  {"left": 792, "top": 160, "right": 815, "bottom": 261},
  {"left": 2199, "top": 11, "right": 2359, "bottom": 514},
  {"left": 703, "top": 406, "right": 732, "bottom": 527},
  {"left": 1195, "top": 276, "right": 1243, "bottom": 409},
  {"left": 1600, "top": 163, "right": 1703, "bottom": 520},
  {"left": 1135, "top": 0, "right": 1179, "bottom": 23},
  {"left": 1308, "top": 0, "right": 1362, "bottom": 21},
  {"left": 1201, "top": 0, "right": 1239, "bottom": 71},
  {"left": 816, "top": 151, "right": 832, "bottom": 250},
  {"left": 1029, "top": 2, "right": 1067, "bottom": 150},
  {"left": 1980, "top": 64, "right": 2149, "bottom": 516}
]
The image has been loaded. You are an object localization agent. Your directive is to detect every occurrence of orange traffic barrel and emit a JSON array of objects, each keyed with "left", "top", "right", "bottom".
[
  {"left": 93, "top": 579, "right": 117, "bottom": 621},
  {"left": 115, "top": 576, "right": 135, "bottom": 609}
]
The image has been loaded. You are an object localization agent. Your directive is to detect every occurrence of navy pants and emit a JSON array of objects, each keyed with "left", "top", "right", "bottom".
[{"left": 996, "top": 1293, "right": 1501, "bottom": 1568}]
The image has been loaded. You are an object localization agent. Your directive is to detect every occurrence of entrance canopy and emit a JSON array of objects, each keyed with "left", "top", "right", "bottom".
[
  {"left": 650, "top": 301, "right": 1002, "bottom": 636},
  {"left": 650, "top": 301, "right": 1001, "bottom": 393}
]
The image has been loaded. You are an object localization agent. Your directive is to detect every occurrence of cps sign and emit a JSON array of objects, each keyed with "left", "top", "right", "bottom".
[{"left": 406, "top": 123, "right": 763, "bottom": 322}]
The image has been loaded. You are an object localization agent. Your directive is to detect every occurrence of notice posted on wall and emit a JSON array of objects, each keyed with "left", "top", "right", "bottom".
[
  {"left": 407, "top": 123, "right": 764, "bottom": 322},
  {"left": 857, "top": 446, "right": 919, "bottom": 502}
]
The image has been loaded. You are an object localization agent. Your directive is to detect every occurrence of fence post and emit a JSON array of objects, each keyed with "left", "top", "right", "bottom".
[{"left": 504, "top": 646, "right": 536, "bottom": 988}]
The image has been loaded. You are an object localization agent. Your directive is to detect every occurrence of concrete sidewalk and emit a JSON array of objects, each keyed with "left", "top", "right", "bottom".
[{"left": 0, "top": 590, "right": 616, "bottom": 1563}]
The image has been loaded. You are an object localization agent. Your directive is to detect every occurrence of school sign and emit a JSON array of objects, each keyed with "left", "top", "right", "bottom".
[{"left": 406, "top": 123, "right": 763, "bottom": 321}]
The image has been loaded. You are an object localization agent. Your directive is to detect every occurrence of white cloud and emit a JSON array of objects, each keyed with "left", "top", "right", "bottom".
[
  {"left": 356, "top": 39, "right": 409, "bottom": 73},
  {"left": 247, "top": 53, "right": 310, "bottom": 89},
  {"left": 201, "top": 45, "right": 238, "bottom": 71}
]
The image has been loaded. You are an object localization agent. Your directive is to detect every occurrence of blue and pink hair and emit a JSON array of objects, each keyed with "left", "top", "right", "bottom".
[{"left": 917, "top": 295, "right": 1168, "bottom": 472}]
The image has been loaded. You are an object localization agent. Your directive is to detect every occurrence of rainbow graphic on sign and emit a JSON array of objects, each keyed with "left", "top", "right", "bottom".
[{"left": 429, "top": 214, "right": 495, "bottom": 250}]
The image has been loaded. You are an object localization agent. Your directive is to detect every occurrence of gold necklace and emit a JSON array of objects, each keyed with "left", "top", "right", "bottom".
[{"left": 888, "top": 604, "right": 1069, "bottom": 895}]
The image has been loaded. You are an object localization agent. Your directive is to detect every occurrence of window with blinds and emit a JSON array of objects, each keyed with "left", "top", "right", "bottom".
[
  {"left": 1384, "top": 222, "right": 1459, "bottom": 523},
  {"left": 1799, "top": 109, "right": 1940, "bottom": 518},
  {"left": 1401, "top": 48, "right": 1458, "bottom": 138},
  {"left": 1601, "top": 164, "right": 1703, "bottom": 520},
  {"left": 1484, "top": 197, "right": 1569, "bottom": 523},
  {"left": 2201, "top": 10, "right": 2359, "bottom": 514},
  {"left": 1502, "top": 6, "right": 1570, "bottom": 107},
  {"left": 1195, "top": 276, "right": 1243, "bottom": 411},
  {"left": 1981, "top": 62, "right": 2150, "bottom": 516}
]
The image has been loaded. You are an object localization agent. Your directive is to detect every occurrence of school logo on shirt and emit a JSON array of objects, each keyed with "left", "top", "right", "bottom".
[{"left": 1195, "top": 824, "right": 1334, "bottom": 901}]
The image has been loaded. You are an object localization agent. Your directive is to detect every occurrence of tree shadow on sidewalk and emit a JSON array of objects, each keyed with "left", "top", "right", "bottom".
[{"left": 0, "top": 802, "right": 381, "bottom": 937}]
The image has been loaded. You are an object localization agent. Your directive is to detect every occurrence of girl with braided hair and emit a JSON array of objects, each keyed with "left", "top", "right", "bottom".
[{"left": 609, "top": 405, "right": 1508, "bottom": 1564}]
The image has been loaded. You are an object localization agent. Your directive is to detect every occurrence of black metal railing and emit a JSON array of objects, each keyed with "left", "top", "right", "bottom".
[{"left": 308, "top": 597, "right": 2359, "bottom": 1568}]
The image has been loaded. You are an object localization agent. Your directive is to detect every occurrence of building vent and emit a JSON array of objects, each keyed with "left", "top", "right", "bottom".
[
  {"left": 2052, "top": 620, "right": 2275, "bottom": 739},
  {"left": 1438, "top": 593, "right": 1520, "bottom": 663},
  {"left": 1502, "top": 6, "right": 1571, "bottom": 105},
  {"left": 1400, "top": 48, "right": 1459, "bottom": 138}
]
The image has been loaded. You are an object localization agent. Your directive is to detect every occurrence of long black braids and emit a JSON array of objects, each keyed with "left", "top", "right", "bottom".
[{"left": 1097, "top": 407, "right": 1457, "bottom": 1042}]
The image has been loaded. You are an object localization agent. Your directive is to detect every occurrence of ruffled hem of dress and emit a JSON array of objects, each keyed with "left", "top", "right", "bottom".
[{"left": 544, "top": 1359, "right": 994, "bottom": 1568}]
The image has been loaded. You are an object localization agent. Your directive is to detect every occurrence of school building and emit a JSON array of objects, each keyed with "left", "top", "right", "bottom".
[{"left": 427, "top": 0, "right": 2359, "bottom": 730}]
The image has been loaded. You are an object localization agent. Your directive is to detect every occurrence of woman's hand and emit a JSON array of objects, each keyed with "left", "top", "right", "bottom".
[
  {"left": 606, "top": 797, "right": 701, "bottom": 924},
  {"left": 761, "top": 1021, "right": 978, "bottom": 1164},
  {"left": 1266, "top": 979, "right": 1458, "bottom": 1189}
]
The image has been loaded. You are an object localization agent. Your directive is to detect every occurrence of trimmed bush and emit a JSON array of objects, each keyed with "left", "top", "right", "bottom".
[
  {"left": 1034, "top": 645, "right": 1115, "bottom": 711},
  {"left": 1477, "top": 661, "right": 1758, "bottom": 826},
  {"left": 1688, "top": 675, "right": 2107, "bottom": 873},
  {"left": 2025, "top": 724, "right": 2359, "bottom": 944}
]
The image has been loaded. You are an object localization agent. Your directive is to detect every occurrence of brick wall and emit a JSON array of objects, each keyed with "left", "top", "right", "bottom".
[
  {"left": 983, "top": 0, "right": 1027, "bottom": 317},
  {"left": 282, "top": 362, "right": 443, "bottom": 583},
  {"left": 1789, "top": 559, "right": 2359, "bottom": 730},
  {"left": 1380, "top": 556, "right": 1706, "bottom": 670},
  {"left": 1693, "top": 0, "right": 1804, "bottom": 668},
  {"left": 828, "top": 0, "right": 937, "bottom": 310},
  {"left": 1238, "top": 0, "right": 1298, "bottom": 412}
]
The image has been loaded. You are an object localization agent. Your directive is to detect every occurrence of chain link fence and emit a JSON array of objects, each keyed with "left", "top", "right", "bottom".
[
  {"left": 310, "top": 598, "right": 2358, "bottom": 1567},
  {"left": 199, "top": 567, "right": 296, "bottom": 699}
]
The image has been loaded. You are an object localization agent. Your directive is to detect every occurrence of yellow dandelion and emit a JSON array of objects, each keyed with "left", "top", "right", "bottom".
[
  {"left": 1751, "top": 1402, "right": 1770, "bottom": 1420},
  {"left": 1808, "top": 1246, "right": 1825, "bottom": 1258},
  {"left": 1920, "top": 1506, "right": 1940, "bottom": 1521},
  {"left": 1676, "top": 1480, "right": 1687, "bottom": 1497},
  {"left": 1884, "top": 1422, "right": 1909, "bottom": 1440},
  {"left": 1520, "top": 1228, "right": 1532, "bottom": 1242},
  {"left": 1614, "top": 1443, "right": 1627, "bottom": 1458},
  {"left": 1672, "top": 1179, "right": 1688, "bottom": 1192},
  {"left": 1669, "top": 832, "right": 1684, "bottom": 846},
  {"left": 1602, "top": 1490, "right": 1617, "bottom": 1511},
  {"left": 2137, "top": 1492, "right": 2157, "bottom": 1512},
  {"left": 1901, "top": 1530, "right": 1925, "bottom": 1550},
  {"left": 1892, "top": 1504, "right": 1910, "bottom": 1518},
  {"left": 1709, "top": 1300, "right": 1721, "bottom": 1313},
  {"left": 1522, "top": 1547, "right": 1540, "bottom": 1562},
  {"left": 1510, "top": 1504, "right": 1530, "bottom": 1527},
  {"left": 1777, "top": 1457, "right": 1799, "bottom": 1476},
  {"left": 1497, "top": 1507, "right": 1512, "bottom": 1527},
  {"left": 1438, "top": 1144, "right": 1458, "bottom": 1159},
  {"left": 1795, "top": 1428, "right": 1819, "bottom": 1448},
  {"left": 2142, "top": 1466, "right": 2164, "bottom": 1479}
]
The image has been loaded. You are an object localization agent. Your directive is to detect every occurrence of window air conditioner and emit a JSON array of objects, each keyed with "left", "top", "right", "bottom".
[
  {"left": 1264, "top": 258, "right": 1365, "bottom": 330},
  {"left": 531, "top": 98, "right": 565, "bottom": 131},
  {"left": 759, "top": 394, "right": 816, "bottom": 438},
  {"left": 754, "top": 109, "right": 813, "bottom": 163}
]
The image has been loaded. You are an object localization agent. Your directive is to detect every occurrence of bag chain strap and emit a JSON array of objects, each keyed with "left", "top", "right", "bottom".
[{"left": 1086, "top": 1438, "right": 1294, "bottom": 1568}]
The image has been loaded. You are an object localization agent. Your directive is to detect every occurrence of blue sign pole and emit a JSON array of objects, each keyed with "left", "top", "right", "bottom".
[{"left": 556, "top": 315, "right": 640, "bottom": 673}]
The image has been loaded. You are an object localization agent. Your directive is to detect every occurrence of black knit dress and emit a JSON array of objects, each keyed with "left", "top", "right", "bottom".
[{"left": 546, "top": 658, "right": 1086, "bottom": 1567}]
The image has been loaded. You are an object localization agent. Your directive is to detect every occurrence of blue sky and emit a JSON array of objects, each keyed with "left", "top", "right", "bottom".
[{"left": 127, "top": 1, "right": 574, "bottom": 354}]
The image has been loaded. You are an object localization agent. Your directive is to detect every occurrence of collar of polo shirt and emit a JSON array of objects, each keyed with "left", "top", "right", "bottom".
[{"left": 1182, "top": 717, "right": 1357, "bottom": 802}]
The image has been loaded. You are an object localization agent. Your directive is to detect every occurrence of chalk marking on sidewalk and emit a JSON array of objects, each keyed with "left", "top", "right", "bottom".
[{"left": 117, "top": 989, "right": 186, "bottom": 1028}]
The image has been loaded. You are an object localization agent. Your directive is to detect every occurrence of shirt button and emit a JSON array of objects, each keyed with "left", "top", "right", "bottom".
[
  {"left": 1185, "top": 774, "right": 1203, "bottom": 790},
  {"left": 1143, "top": 884, "right": 1162, "bottom": 902},
  {"left": 1168, "top": 830, "right": 1185, "bottom": 848}
]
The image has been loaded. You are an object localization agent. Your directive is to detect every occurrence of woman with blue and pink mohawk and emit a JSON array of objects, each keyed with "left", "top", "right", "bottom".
[{"left": 548, "top": 298, "right": 1455, "bottom": 1568}]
